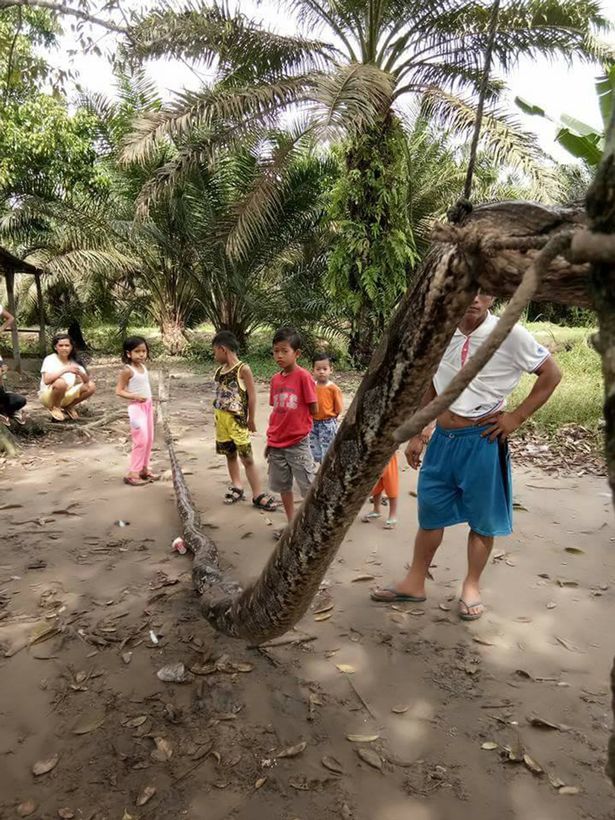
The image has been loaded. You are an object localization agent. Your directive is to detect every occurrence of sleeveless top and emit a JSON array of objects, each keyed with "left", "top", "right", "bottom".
[
  {"left": 213, "top": 361, "right": 248, "bottom": 424},
  {"left": 127, "top": 364, "right": 152, "bottom": 400}
]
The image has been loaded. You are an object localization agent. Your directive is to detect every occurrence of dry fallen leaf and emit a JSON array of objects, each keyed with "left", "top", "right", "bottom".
[
  {"left": 356, "top": 747, "right": 383, "bottom": 771},
  {"left": 523, "top": 754, "right": 544, "bottom": 775},
  {"left": 32, "top": 753, "right": 59, "bottom": 776},
  {"left": 481, "top": 742, "right": 499, "bottom": 750},
  {"left": 336, "top": 664, "right": 356, "bottom": 674},
  {"left": 346, "top": 734, "right": 379, "bottom": 743},
  {"left": 122, "top": 812, "right": 135, "bottom": 820},
  {"left": 136, "top": 785, "right": 156, "bottom": 806},
  {"left": 254, "top": 777, "right": 267, "bottom": 790},
  {"left": 314, "top": 611, "right": 333, "bottom": 622},
  {"left": 564, "top": 547, "right": 584, "bottom": 555},
  {"left": 313, "top": 602, "right": 334, "bottom": 615},
  {"left": 473, "top": 636, "right": 495, "bottom": 646},
  {"left": 391, "top": 705, "right": 409, "bottom": 714},
  {"left": 555, "top": 636, "right": 581, "bottom": 653},
  {"left": 528, "top": 714, "right": 569, "bottom": 731},
  {"left": 438, "top": 604, "right": 451, "bottom": 611},
  {"left": 150, "top": 737, "right": 173, "bottom": 762},
  {"left": 72, "top": 708, "right": 105, "bottom": 735},
  {"left": 558, "top": 786, "right": 580, "bottom": 796},
  {"left": 546, "top": 602, "right": 557, "bottom": 609},
  {"left": 351, "top": 574, "right": 375, "bottom": 582},
  {"left": 17, "top": 800, "right": 38, "bottom": 817},
  {"left": 321, "top": 755, "right": 344, "bottom": 774},
  {"left": 232, "top": 662, "right": 254, "bottom": 673},
  {"left": 123, "top": 715, "right": 148, "bottom": 728},
  {"left": 275, "top": 741, "right": 307, "bottom": 759},
  {"left": 58, "top": 809, "right": 75, "bottom": 818}
]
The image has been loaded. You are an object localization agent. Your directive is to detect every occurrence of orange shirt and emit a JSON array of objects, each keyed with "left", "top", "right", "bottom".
[{"left": 314, "top": 381, "right": 344, "bottom": 421}]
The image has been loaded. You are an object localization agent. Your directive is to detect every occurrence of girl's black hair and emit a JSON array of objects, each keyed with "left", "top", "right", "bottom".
[
  {"left": 51, "top": 332, "right": 83, "bottom": 367},
  {"left": 122, "top": 336, "right": 150, "bottom": 364}
]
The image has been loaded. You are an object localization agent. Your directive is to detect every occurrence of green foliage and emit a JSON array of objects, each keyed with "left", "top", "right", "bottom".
[
  {"left": 511, "top": 324, "right": 602, "bottom": 431},
  {"left": 327, "top": 116, "right": 415, "bottom": 361}
]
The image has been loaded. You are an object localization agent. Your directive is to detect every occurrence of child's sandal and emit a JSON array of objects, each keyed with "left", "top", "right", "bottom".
[
  {"left": 140, "top": 470, "right": 160, "bottom": 482},
  {"left": 384, "top": 518, "right": 397, "bottom": 529},
  {"left": 252, "top": 494, "right": 278, "bottom": 511},
  {"left": 361, "top": 512, "right": 381, "bottom": 523},
  {"left": 224, "top": 486, "right": 245, "bottom": 504},
  {"left": 124, "top": 475, "right": 147, "bottom": 486}
]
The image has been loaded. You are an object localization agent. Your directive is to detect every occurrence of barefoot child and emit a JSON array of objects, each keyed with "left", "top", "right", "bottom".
[
  {"left": 266, "top": 327, "right": 318, "bottom": 524},
  {"left": 362, "top": 453, "right": 399, "bottom": 529},
  {"left": 310, "top": 353, "right": 343, "bottom": 465},
  {"left": 115, "top": 336, "right": 159, "bottom": 486},
  {"left": 212, "top": 331, "right": 277, "bottom": 511}
]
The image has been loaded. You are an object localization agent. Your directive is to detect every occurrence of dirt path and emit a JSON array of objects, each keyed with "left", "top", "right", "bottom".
[{"left": 0, "top": 362, "right": 613, "bottom": 820}]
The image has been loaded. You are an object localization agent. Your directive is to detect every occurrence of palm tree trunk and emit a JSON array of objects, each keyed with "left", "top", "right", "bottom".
[{"left": 160, "top": 316, "right": 187, "bottom": 355}]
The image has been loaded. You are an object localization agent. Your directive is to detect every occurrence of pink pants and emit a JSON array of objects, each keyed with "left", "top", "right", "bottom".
[{"left": 128, "top": 399, "right": 154, "bottom": 474}]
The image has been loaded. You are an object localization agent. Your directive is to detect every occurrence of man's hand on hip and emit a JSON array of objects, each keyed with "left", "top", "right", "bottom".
[{"left": 480, "top": 410, "right": 522, "bottom": 442}]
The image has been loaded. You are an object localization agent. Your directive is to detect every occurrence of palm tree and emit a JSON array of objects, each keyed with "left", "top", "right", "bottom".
[{"left": 122, "top": 0, "right": 607, "bottom": 362}]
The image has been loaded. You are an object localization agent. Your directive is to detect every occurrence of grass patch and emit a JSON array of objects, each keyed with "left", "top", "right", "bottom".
[{"left": 511, "top": 323, "right": 601, "bottom": 433}]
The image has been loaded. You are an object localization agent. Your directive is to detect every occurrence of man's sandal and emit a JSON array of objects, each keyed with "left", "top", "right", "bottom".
[
  {"left": 370, "top": 585, "right": 426, "bottom": 603},
  {"left": 459, "top": 600, "right": 484, "bottom": 621},
  {"left": 224, "top": 486, "right": 245, "bottom": 504},
  {"left": 361, "top": 512, "right": 381, "bottom": 523},
  {"left": 252, "top": 494, "right": 278, "bottom": 511}
]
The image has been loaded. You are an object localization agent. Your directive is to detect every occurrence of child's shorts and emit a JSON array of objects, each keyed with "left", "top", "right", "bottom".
[
  {"left": 371, "top": 453, "right": 399, "bottom": 499},
  {"left": 309, "top": 417, "right": 338, "bottom": 462},
  {"left": 267, "top": 436, "right": 315, "bottom": 496},
  {"left": 418, "top": 425, "right": 512, "bottom": 537},
  {"left": 215, "top": 409, "right": 252, "bottom": 459}
]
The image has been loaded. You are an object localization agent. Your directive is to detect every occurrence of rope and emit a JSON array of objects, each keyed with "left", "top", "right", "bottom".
[{"left": 462, "top": 0, "right": 501, "bottom": 202}]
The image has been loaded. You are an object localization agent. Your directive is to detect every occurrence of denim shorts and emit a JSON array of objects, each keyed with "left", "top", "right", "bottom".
[
  {"left": 267, "top": 436, "right": 315, "bottom": 495},
  {"left": 418, "top": 425, "right": 513, "bottom": 537},
  {"left": 309, "top": 418, "right": 338, "bottom": 463}
]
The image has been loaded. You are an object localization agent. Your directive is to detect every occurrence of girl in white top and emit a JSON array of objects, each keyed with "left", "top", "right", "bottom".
[
  {"left": 40, "top": 333, "right": 96, "bottom": 421},
  {"left": 115, "top": 336, "right": 159, "bottom": 486}
]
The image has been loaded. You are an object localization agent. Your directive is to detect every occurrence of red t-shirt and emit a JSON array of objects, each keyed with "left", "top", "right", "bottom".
[{"left": 267, "top": 365, "right": 317, "bottom": 448}]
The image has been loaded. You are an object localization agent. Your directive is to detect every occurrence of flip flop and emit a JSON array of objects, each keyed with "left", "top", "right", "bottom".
[
  {"left": 459, "top": 599, "right": 484, "bottom": 621},
  {"left": 370, "top": 586, "right": 426, "bottom": 603},
  {"left": 384, "top": 518, "right": 397, "bottom": 530},
  {"left": 65, "top": 407, "right": 79, "bottom": 420},
  {"left": 49, "top": 407, "right": 66, "bottom": 422},
  {"left": 140, "top": 471, "right": 161, "bottom": 481}
]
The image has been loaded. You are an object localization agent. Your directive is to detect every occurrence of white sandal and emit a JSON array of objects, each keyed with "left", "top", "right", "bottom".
[
  {"left": 361, "top": 512, "right": 381, "bottom": 523},
  {"left": 384, "top": 518, "right": 397, "bottom": 530}
]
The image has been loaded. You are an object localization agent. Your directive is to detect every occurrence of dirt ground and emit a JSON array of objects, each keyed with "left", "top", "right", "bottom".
[{"left": 0, "top": 361, "right": 613, "bottom": 820}]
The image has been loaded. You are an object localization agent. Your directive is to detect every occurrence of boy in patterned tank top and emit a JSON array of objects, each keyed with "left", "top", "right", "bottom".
[{"left": 212, "top": 331, "right": 277, "bottom": 511}]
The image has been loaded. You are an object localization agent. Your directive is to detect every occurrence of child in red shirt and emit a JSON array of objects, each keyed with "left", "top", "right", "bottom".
[{"left": 266, "top": 327, "right": 318, "bottom": 524}]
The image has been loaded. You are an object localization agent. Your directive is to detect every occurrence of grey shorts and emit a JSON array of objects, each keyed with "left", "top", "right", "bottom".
[{"left": 267, "top": 436, "right": 315, "bottom": 496}]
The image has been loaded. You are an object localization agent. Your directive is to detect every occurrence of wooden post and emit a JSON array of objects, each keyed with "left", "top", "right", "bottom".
[
  {"left": 34, "top": 272, "right": 46, "bottom": 356},
  {"left": 5, "top": 270, "right": 21, "bottom": 374}
]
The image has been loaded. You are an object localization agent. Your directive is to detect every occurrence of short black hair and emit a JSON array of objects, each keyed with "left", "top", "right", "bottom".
[
  {"left": 122, "top": 335, "right": 150, "bottom": 364},
  {"left": 313, "top": 352, "right": 334, "bottom": 366},
  {"left": 212, "top": 330, "right": 239, "bottom": 352},
  {"left": 272, "top": 326, "right": 301, "bottom": 350}
]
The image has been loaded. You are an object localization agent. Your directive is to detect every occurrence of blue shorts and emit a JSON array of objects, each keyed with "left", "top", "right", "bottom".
[
  {"left": 309, "top": 418, "right": 338, "bottom": 463},
  {"left": 418, "top": 425, "right": 512, "bottom": 537}
]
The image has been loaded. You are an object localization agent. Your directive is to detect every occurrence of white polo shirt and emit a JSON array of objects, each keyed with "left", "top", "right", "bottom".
[{"left": 433, "top": 312, "right": 550, "bottom": 419}]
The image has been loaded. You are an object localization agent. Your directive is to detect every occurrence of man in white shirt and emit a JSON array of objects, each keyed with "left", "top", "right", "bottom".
[{"left": 372, "top": 293, "right": 562, "bottom": 621}]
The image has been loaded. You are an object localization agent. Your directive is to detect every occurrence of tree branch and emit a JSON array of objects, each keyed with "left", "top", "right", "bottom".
[{"left": 0, "top": 0, "right": 128, "bottom": 33}]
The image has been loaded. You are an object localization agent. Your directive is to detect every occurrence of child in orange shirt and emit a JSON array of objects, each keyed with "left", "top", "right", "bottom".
[
  {"left": 309, "top": 353, "right": 344, "bottom": 464},
  {"left": 362, "top": 453, "right": 399, "bottom": 529}
]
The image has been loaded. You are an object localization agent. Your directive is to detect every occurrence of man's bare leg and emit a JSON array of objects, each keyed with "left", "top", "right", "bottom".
[
  {"left": 374, "top": 527, "right": 443, "bottom": 599},
  {"left": 460, "top": 530, "right": 493, "bottom": 617}
]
